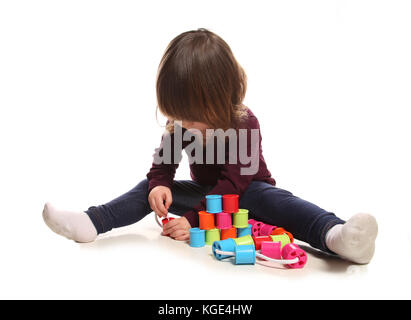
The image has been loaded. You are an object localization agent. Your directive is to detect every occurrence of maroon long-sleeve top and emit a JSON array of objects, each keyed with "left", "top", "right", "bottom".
[{"left": 146, "top": 108, "right": 275, "bottom": 227}]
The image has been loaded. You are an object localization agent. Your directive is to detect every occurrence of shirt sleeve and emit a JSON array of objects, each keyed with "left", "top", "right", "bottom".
[
  {"left": 183, "top": 116, "right": 261, "bottom": 227},
  {"left": 146, "top": 123, "right": 188, "bottom": 194}
]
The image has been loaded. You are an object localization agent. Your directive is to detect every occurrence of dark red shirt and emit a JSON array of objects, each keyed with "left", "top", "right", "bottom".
[{"left": 146, "top": 108, "right": 275, "bottom": 227}]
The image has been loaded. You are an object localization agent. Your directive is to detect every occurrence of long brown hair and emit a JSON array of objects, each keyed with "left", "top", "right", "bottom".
[{"left": 156, "top": 28, "right": 248, "bottom": 132}]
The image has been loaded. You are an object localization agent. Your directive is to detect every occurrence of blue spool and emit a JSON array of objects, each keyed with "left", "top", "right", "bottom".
[
  {"left": 234, "top": 245, "right": 256, "bottom": 265},
  {"left": 189, "top": 228, "right": 205, "bottom": 248},
  {"left": 206, "top": 194, "right": 222, "bottom": 213},
  {"left": 212, "top": 238, "right": 236, "bottom": 260},
  {"left": 237, "top": 224, "right": 252, "bottom": 237}
]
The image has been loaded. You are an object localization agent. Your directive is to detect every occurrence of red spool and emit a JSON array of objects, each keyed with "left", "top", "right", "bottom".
[
  {"left": 162, "top": 217, "right": 175, "bottom": 237},
  {"left": 222, "top": 194, "right": 239, "bottom": 213},
  {"left": 252, "top": 236, "right": 273, "bottom": 250},
  {"left": 161, "top": 217, "right": 175, "bottom": 226}
]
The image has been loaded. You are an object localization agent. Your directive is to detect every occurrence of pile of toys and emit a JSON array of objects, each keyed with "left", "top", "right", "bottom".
[{"left": 187, "top": 194, "right": 307, "bottom": 269}]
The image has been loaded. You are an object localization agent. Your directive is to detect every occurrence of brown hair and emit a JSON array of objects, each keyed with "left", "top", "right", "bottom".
[{"left": 156, "top": 28, "right": 248, "bottom": 132}]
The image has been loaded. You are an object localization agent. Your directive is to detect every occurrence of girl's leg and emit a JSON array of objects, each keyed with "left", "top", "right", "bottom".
[
  {"left": 43, "top": 179, "right": 212, "bottom": 241},
  {"left": 86, "top": 179, "right": 212, "bottom": 234},
  {"left": 239, "top": 181, "right": 344, "bottom": 254},
  {"left": 239, "top": 181, "right": 378, "bottom": 264},
  {"left": 85, "top": 179, "right": 153, "bottom": 234}
]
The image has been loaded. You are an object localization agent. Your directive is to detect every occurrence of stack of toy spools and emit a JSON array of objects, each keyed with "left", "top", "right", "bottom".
[{"left": 189, "top": 194, "right": 307, "bottom": 269}]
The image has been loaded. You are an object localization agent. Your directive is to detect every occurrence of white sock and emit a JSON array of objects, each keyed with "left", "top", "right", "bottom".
[
  {"left": 42, "top": 202, "right": 97, "bottom": 243},
  {"left": 325, "top": 213, "right": 378, "bottom": 264}
]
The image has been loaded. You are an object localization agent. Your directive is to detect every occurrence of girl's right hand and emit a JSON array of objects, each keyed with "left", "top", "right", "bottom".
[{"left": 148, "top": 186, "right": 172, "bottom": 218}]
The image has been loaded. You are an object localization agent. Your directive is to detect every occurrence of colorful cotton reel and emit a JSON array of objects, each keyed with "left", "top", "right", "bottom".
[
  {"left": 205, "top": 228, "right": 220, "bottom": 245},
  {"left": 282, "top": 243, "right": 307, "bottom": 269},
  {"left": 212, "top": 238, "right": 236, "bottom": 260},
  {"left": 270, "top": 234, "right": 291, "bottom": 248},
  {"left": 237, "top": 224, "right": 252, "bottom": 237},
  {"left": 234, "top": 245, "right": 256, "bottom": 265},
  {"left": 261, "top": 241, "right": 282, "bottom": 259},
  {"left": 216, "top": 212, "right": 232, "bottom": 229},
  {"left": 271, "top": 227, "right": 294, "bottom": 243},
  {"left": 198, "top": 211, "right": 215, "bottom": 230},
  {"left": 252, "top": 236, "right": 273, "bottom": 250},
  {"left": 259, "top": 223, "right": 277, "bottom": 236},
  {"left": 161, "top": 217, "right": 175, "bottom": 237},
  {"left": 189, "top": 228, "right": 205, "bottom": 248},
  {"left": 206, "top": 195, "right": 222, "bottom": 213},
  {"left": 220, "top": 227, "right": 237, "bottom": 240},
  {"left": 222, "top": 194, "right": 239, "bottom": 213},
  {"left": 251, "top": 221, "right": 263, "bottom": 236},
  {"left": 233, "top": 235, "right": 254, "bottom": 246},
  {"left": 233, "top": 209, "right": 249, "bottom": 228},
  {"left": 161, "top": 217, "right": 175, "bottom": 225}
]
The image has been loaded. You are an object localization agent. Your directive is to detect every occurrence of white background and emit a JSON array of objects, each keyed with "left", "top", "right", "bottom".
[{"left": 0, "top": 0, "right": 410, "bottom": 299}]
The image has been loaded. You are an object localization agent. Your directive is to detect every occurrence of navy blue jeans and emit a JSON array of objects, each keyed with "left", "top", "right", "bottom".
[{"left": 85, "top": 179, "right": 344, "bottom": 253}]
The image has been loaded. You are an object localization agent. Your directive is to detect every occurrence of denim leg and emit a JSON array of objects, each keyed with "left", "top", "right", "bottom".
[
  {"left": 167, "top": 180, "right": 213, "bottom": 215},
  {"left": 239, "top": 181, "right": 345, "bottom": 253},
  {"left": 85, "top": 179, "right": 212, "bottom": 234},
  {"left": 85, "top": 179, "right": 152, "bottom": 234}
]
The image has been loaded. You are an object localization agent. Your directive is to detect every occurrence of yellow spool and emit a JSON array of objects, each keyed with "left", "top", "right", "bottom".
[{"left": 270, "top": 234, "right": 290, "bottom": 248}]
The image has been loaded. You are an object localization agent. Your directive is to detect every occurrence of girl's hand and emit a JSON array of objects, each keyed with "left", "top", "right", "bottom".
[
  {"left": 148, "top": 186, "right": 172, "bottom": 218},
  {"left": 162, "top": 217, "right": 191, "bottom": 241}
]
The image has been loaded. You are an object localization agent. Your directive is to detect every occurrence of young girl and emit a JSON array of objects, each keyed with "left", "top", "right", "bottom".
[{"left": 43, "top": 28, "right": 378, "bottom": 264}]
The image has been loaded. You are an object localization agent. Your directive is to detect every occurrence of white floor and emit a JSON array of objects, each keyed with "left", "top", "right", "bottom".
[{"left": 2, "top": 206, "right": 410, "bottom": 299}]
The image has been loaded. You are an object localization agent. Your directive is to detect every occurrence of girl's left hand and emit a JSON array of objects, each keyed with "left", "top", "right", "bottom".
[{"left": 162, "top": 217, "right": 191, "bottom": 241}]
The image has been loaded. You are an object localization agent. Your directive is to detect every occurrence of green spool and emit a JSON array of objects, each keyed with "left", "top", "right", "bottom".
[
  {"left": 205, "top": 228, "right": 220, "bottom": 245},
  {"left": 233, "top": 209, "right": 249, "bottom": 228},
  {"left": 233, "top": 234, "right": 254, "bottom": 246},
  {"left": 270, "top": 234, "right": 290, "bottom": 248}
]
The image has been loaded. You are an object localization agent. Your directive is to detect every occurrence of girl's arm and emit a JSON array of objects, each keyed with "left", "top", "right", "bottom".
[{"left": 146, "top": 124, "right": 188, "bottom": 193}]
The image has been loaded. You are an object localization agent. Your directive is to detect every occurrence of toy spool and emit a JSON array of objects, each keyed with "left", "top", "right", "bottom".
[
  {"left": 216, "top": 212, "right": 232, "bottom": 229},
  {"left": 234, "top": 245, "right": 256, "bottom": 265},
  {"left": 161, "top": 217, "right": 175, "bottom": 237},
  {"left": 259, "top": 223, "right": 277, "bottom": 236},
  {"left": 206, "top": 194, "right": 222, "bottom": 213},
  {"left": 271, "top": 227, "right": 294, "bottom": 243},
  {"left": 205, "top": 228, "right": 220, "bottom": 245},
  {"left": 222, "top": 194, "right": 239, "bottom": 213},
  {"left": 220, "top": 227, "right": 237, "bottom": 240},
  {"left": 161, "top": 217, "right": 175, "bottom": 225},
  {"left": 212, "top": 238, "right": 236, "bottom": 260},
  {"left": 251, "top": 221, "right": 263, "bottom": 236},
  {"left": 281, "top": 243, "right": 307, "bottom": 269},
  {"left": 248, "top": 219, "right": 257, "bottom": 226},
  {"left": 198, "top": 211, "right": 215, "bottom": 230},
  {"left": 189, "top": 228, "right": 205, "bottom": 248},
  {"left": 237, "top": 224, "right": 252, "bottom": 237},
  {"left": 233, "top": 209, "right": 249, "bottom": 228},
  {"left": 233, "top": 234, "right": 254, "bottom": 246},
  {"left": 261, "top": 241, "right": 282, "bottom": 259},
  {"left": 252, "top": 236, "right": 273, "bottom": 250},
  {"left": 270, "top": 234, "right": 290, "bottom": 248}
]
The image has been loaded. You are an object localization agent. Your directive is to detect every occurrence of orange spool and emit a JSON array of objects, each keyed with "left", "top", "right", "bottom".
[
  {"left": 271, "top": 227, "right": 294, "bottom": 243},
  {"left": 220, "top": 227, "right": 237, "bottom": 240},
  {"left": 198, "top": 211, "right": 215, "bottom": 230}
]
